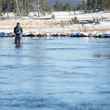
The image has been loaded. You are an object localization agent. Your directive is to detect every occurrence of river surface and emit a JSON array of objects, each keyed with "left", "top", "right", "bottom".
[{"left": 0, "top": 37, "right": 110, "bottom": 110}]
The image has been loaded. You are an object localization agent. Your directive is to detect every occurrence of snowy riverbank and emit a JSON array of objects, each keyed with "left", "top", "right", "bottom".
[{"left": 0, "top": 11, "right": 110, "bottom": 37}]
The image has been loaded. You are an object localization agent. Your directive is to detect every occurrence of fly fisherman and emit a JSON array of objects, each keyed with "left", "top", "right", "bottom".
[{"left": 14, "top": 22, "right": 23, "bottom": 47}]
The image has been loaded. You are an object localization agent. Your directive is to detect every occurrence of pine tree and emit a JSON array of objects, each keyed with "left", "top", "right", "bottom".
[{"left": 85, "top": 0, "right": 104, "bottom": 11}]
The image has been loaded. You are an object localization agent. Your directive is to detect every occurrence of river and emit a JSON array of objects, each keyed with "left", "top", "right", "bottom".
[{"left": 0, "top": 37, "right": 110, "bottom": 110}]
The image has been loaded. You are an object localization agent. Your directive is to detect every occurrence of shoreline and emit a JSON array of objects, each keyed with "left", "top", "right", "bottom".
[{"left": 0, "top": 13, "right": 110, "bottom": 38}]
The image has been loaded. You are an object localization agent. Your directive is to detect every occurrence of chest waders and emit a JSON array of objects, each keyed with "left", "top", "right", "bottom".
[{"left": 15, "top": 34, "right": 21, "bottom": 48}]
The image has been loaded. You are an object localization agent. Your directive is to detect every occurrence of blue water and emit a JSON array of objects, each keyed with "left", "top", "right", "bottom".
[{"left": 0, "top": 37, "right": 110, "bottom": 110}]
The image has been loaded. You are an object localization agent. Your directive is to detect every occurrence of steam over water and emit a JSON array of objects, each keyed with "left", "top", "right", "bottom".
[{"left": 0, "top": 37, "right": 110, "bottom": 110}]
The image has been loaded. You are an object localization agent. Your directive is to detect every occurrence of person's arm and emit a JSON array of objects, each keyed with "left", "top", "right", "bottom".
[
  {"left": 21, "top": 28, "right": 23, "bottom": 34},
  {"left": 14, "top": 27, "right": 16, "bottom": 34},
  {"left": 20, "top": 28, "right": 23, "bottom": 37}
]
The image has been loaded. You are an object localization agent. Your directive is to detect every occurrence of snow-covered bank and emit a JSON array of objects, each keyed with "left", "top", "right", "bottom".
[{"left": 0, "top": 11, "right": 110, "bottom": 37}]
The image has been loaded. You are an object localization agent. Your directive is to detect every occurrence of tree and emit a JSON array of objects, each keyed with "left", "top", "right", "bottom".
[
  {"left": 83, "top": 0, "right": 104, "bottom": 12},
  {"left": 0, "top": 0, "right": 49, "bottom": 16},
  {"left": 103, "top": 0, "right": 110, "bottom": 9},
  {"left": 52, "top": 1, "right": 73, "bottom": 11}
]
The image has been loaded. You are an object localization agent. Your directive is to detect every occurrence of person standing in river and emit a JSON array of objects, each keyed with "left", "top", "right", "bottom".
[{"left": 14, "top": 22, "right": 23, "bottom": 47}]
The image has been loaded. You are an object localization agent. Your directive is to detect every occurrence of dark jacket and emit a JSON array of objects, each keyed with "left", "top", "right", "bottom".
[{"left": 14, "top": 26, "right": 23, "bottom": 36}]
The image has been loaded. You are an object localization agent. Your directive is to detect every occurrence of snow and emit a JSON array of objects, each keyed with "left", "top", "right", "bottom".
[
  {"left": 51, "top": 11, "right": 110, "bottom": 20},
  {"left": 1, "top": 11, "right": 110, "bottom": 35}
]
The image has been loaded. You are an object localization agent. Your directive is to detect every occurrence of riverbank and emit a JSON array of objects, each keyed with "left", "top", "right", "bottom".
[{"left": 0, "top": 12, "right": 110, "bottom": 37}]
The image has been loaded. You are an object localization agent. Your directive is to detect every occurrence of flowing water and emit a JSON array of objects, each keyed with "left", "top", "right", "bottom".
[{"left": 0, "top": 37, "right": 110, "bottom": 110}]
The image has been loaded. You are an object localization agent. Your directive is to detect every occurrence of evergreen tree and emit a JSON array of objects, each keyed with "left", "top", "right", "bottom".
[
  {"left": 0, "top": 0, "right": 49, "bottom": 15},
  {"left": 84, "top": 0, "right": 104, "bottom": 11}
]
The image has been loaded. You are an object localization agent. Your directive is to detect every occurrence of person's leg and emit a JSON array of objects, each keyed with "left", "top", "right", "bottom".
[
  {"left": 18, "top": 37, "right": 21, "bottom": 45},
  {"left": 15, "top": 35, "right": 22, "bottom": 47},
  {"left": 15, "top": 37, "right": 17, "bottom": 44},
  {"left": 16, "top": 37, "right": 21, "bottom": 47}
]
